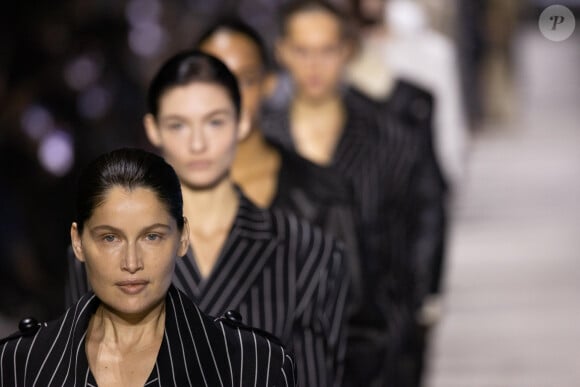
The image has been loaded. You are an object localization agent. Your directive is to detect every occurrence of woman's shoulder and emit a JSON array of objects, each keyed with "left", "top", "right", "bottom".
[
  {"left": 215, "top": 311, "right": 296, "bottom": 384},
  {"left": 166, "top": 287, "right": 297, "bottom": 385},
  {"left": 1, "top": 292, "right": 96, "bottom": 351},
  {"left": 0, "top": 317, "right": 49, "bottom": 363},
  {"left": 0, "top": 294, "right": 96, "bottom": 384}
]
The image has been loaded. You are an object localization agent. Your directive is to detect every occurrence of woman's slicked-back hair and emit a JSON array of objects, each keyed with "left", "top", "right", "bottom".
[
  {"left": 195, "top": 16, "right": 271, "bottom": 71},
  {"left": 279, "top": 0, "right": 350, "bottom": 38},
  {"left": 146, "top": 49, "right": 241, "bottom": 118},
  {"left": 75, "top": 148, "right": 184, "bottom": 233}
]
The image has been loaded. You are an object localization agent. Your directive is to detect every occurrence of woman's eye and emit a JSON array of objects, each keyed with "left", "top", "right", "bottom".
[
  {"left": 103, "top": 235, "right": 116, "bottom": 243},
  {"left": 166, "top": 122, "right": 184, "bottom": 130},
  {"left": 209, "top": 119, "right": 225, "bottom": 127},
  {"left": 146, "top": 233, "right": 161, "bottom": 241}
]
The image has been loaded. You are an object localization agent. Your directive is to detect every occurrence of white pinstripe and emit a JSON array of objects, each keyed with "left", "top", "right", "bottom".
[
  {"left": 32, "top": 308, "right": 71, "bottom": 387},
  {"left": 167, "top": 293, "right": 193, "bottom": 387},
  {"left": 218, "top": 322, "right": 234, "bottom": 387},
  {"left": 193, "top": 297, "right": 224, "bottom": 387}
]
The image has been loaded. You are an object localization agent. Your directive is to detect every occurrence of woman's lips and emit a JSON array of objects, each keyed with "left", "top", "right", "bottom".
[
  {"left": 187, "top": 160, "right": 212, "bottom": 170},
  {"left": 116, "top": 280, "right": 149, "bottom": 295}
]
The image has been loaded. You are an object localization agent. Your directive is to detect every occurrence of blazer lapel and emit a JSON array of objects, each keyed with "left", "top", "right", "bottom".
[
  {"left": 194, "top": 192, "right": 283, "bottom": 317},
  {"left": 174, "top": 192, "right": 280, "bottom": 322},
  {"left": 155, "top": 286, "right": 229, "bottom": 387}
]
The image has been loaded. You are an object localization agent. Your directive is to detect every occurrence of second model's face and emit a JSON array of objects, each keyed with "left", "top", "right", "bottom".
[
  {"left": 146, "top": 82, "right": 239, "bottom": 190},
  {"left": 71, "top": 186, "right": 189, "bottom": 318},
  {"left": 278, "top": 10, "right": 350, "bottom": 102},
  {"left": 200, "top": 30, "right": 265, "bottom": 130}
]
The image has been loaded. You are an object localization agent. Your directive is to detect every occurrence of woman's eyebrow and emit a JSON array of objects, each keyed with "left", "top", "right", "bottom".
[
  {"left": 202, "top": 108, "right": 235, "bottom": 118},
  {"left": 159, "top": 108, "right": 234, "bottom": 121},
  {"left": 141, "top": 223, "right": 172, "bottom": 232},
  {"left": 89, "top": 223, "right": 172, "bottom": 234}
]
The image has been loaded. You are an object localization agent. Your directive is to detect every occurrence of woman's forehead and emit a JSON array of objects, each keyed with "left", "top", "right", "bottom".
[
  {"left": 90, "top": 186, "right": 170, "bottom": 222},
  {"left": 158, "top": 82, "right": 236, "bottom": 115}
]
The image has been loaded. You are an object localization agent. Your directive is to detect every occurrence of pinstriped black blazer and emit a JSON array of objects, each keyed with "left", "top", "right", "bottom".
[
  {"left": 66, "top": 191, "right": 349, "bottom": 387},
  {"left": 173, "top": 193, "right": 349, "bottom": 387},
  {"left": 0, "top": 285, "right": 296, "bottom": 386},
  {"left": 268, "top": 142, "right": 362, "bottom": 310},
  {"left": 261, "top": 87, "right": 443, "bottom": 337},
  {"left": 383, "top": 80, "right": 448, "bottom": 300}
]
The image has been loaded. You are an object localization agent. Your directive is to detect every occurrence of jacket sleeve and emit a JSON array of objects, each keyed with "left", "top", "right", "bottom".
[{"left": 408, "top": 146, "right": 448, "bottom": 305}]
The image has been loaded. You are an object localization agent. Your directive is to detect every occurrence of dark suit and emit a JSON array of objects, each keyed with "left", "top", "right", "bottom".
[
  {"left": 66, "top": 190, "right": 349, "bottom": 387},
  {"left": 261, "top": 86, "right": 445, "bottom": 386},
  {"left": 385, "top": 79, "right": 448, "bottom": 301},
  {"left": 270, "top": 142, "right": 362, "bottom": 309},
  {"left": 0, "top": 285, "right": 296, "bottom": 386},
  {"left": 383, "top": 79, "right": 449, "bottom": 387}
]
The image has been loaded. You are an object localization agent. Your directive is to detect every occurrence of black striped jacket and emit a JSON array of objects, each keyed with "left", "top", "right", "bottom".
[
  {"left": 270, "top": 142, "right": 362, "bottom": 308},
  {"left": 66, "top": 192, "right": 349, "bottom": 387},
  {"left": 384, "top": 80, "right": 448, "bottom": 299},
  {"left": 0, "top": 285, "right": 296, "bottom": 386},
  {"left": 261, "top": 87, "right": 445, "bottom": 384}
]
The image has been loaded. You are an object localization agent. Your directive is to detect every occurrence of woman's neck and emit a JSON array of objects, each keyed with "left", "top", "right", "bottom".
[
  {"left": 231, "top": 127, "right": 274, "bottom": 165},
  {"left": 88, "top": 301, "right": 166, "bottom": 353},
  {"left": 293, "top": 92, "right": 343, "bottom": 115},
  {"left": 290, "top": 94, "right": 346, "bottom": 165},
  {"left": 231, "top": 128, "right": 281, "bottom": 208},
  {"left": 232, "top": 128, "right": 277, "bottom": 178},
  {"left": 181, "top": 178, "right": 239, "bottom": 235}
]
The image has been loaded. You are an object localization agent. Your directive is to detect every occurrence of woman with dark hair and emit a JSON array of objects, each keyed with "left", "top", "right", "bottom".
[
  {"left": 196, "top": 17, "right": 362, "bottom": 323},
  {"left": 1, "top": 148, "right": 296, "bottom": 386},
  {"left": 260, "top": 1, "right": 447, "bottom": 386},
  {"left": 67, "top": 51, "right": 349, "bottom": 386}
]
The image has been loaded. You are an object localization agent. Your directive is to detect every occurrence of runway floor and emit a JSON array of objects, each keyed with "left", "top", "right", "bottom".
[{"left": 426, "top": 26, "right": 580, "bottom": 387}]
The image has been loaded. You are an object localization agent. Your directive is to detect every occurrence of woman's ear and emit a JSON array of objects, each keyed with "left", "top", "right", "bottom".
[
  {"left": 144, "top": 114, "right": 162, "bottom": 147},
  {"left": 178, "top": 217, "right": 190, "bottom": 257},
  {"left": 70, "top": 222, "right": 85, "bottom": 263},
  {"left": 237, "top": 112, "right": 252, "bottom": 142}
]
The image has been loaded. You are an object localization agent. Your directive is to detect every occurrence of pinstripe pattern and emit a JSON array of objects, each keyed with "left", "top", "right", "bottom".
[
  {"left": 173, "top": 193, "right": 349, "bottom": 387},
  {"left": 261, "top": 87, "right": 442, "bottom": 385},
  {"left": 271, "top": 143, "right": 362, "bottom": 309},
  {"left": 1, "top": 285, "right": 296, "bottom": 386}
]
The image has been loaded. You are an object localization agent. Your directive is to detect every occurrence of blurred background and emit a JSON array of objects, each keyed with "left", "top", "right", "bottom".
[{"left": 0, "top": 0, "right": 579, "bottom": 385}]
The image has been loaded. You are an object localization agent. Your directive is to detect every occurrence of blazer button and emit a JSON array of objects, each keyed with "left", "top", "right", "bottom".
[
  {"left": 19, "top": 317, "right": 39, "bottom": 334},
  {"left": 225, "top": 310, "right": 243, "bottom": 323}
]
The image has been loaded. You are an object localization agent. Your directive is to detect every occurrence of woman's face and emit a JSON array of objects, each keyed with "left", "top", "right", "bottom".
[
  {"left": 277, "top": 10, "right": 350, "bottom": 102},
  {"left": 199, "top": 30, "right": 265, "bottom": 130},
  {"left": 145, "top": 82, "right": 239, "bottom": 190},
  {"left": 71, "top": 186, "right": 189, "bottom": 318}
]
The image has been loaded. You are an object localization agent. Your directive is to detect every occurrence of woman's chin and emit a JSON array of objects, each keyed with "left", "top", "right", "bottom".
[{"left": 181, "top": 172, "right": 229, "bottom": 191}]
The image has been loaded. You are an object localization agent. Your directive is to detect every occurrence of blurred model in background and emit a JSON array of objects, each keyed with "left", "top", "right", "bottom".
[{"left": 261, "top": 1, "right": 445, "bottom": 385}]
